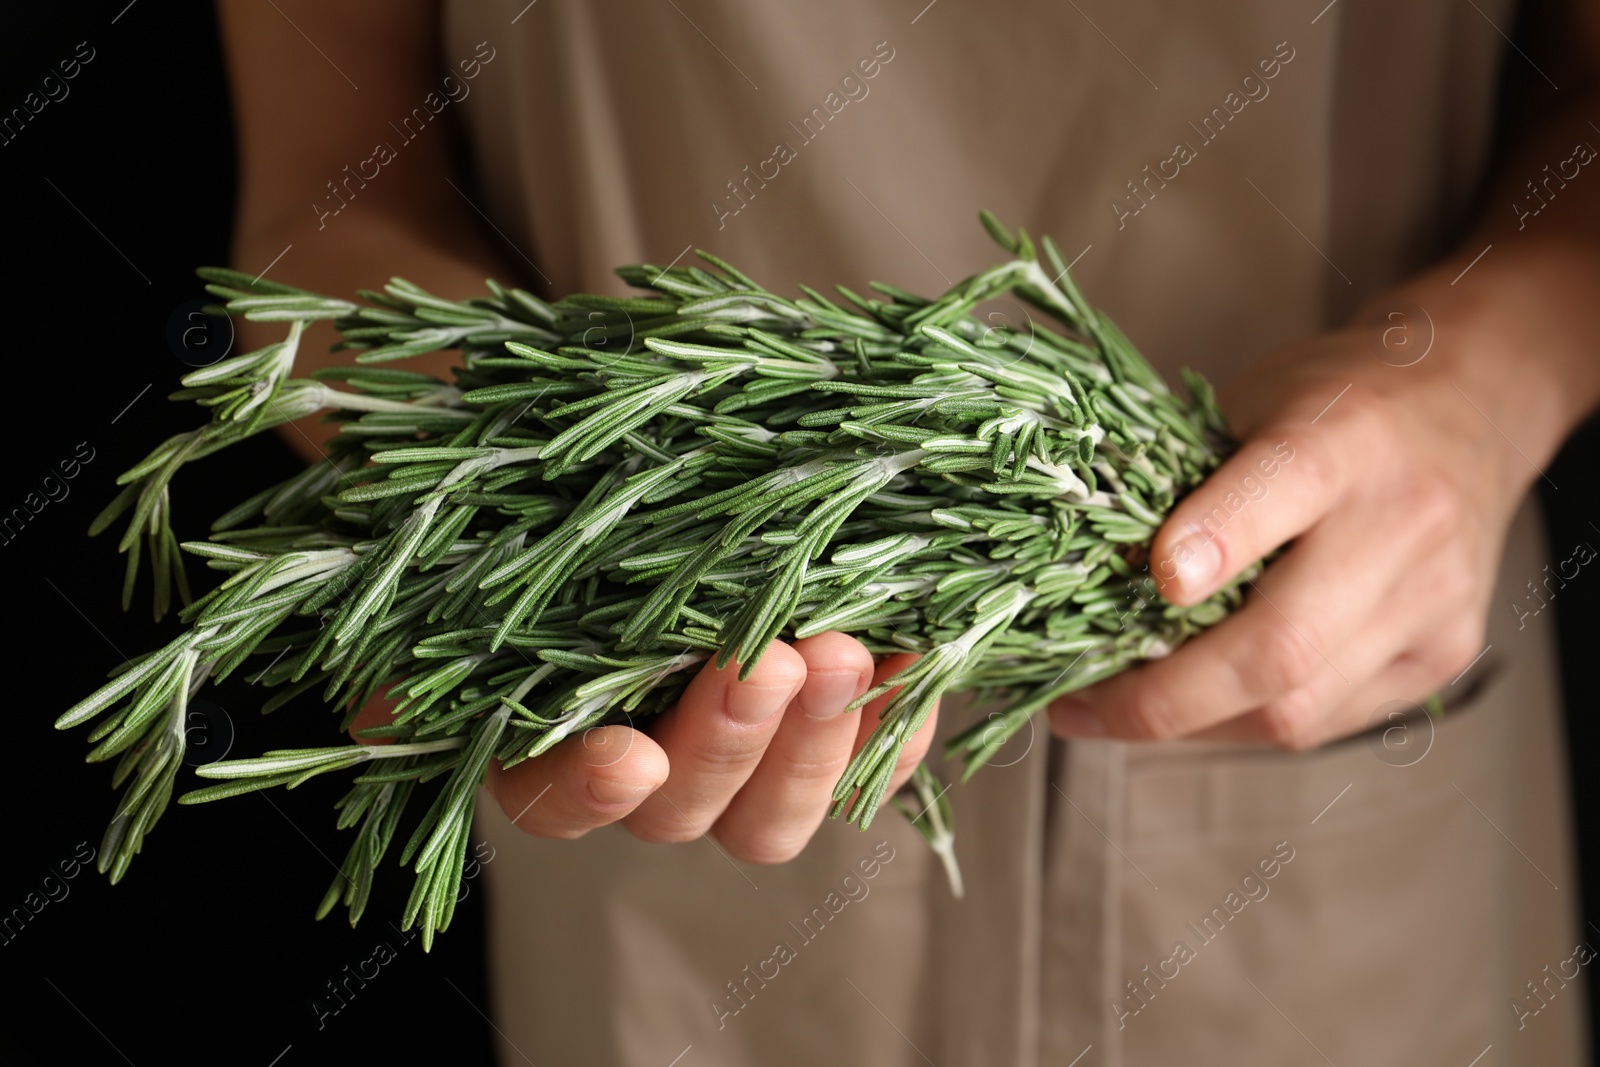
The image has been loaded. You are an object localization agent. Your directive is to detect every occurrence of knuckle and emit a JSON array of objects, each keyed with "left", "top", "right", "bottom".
[
  {"left": 527, "top": 821, "right": 593, "bottom": 842},
  {"left": 1332, "top": 382, "right": 1400, "bottom": 442},
  {"left": 770, "top": 747, "right": 851, "bottom": 786},
  {"left": 1426, "top": 556, "right": 1471, "bottom": 611},
  {"left": 1243, "top": 620, "right": 1320, "bottom": 696},
  {"left": 1429, "top": 625, "right": 1486, "bottom": 681},
  {"left": 1438, "top": 547, "right": 1481, "bottom": 606},
  {"left": 1405, "top": 473, "right": 1464, "bottom": 540},
  {"left": 718, "top": 828, "right": 809, "bottom": 866},
  {"left": 682, "top": 720, "right": 780, "bottom": 774},
  {"left": 1259, "top": 687, "right": 1322, "bottom": 750},
  {"left": 625, "top": 815, "right": 705, "bottom": 845},
  {"left": 621, "top": 789, "right": 717, "bottom": 844},
  {"left": 1120, "top": 689, "right": 1183, "bottom": 741},
  {"left": 1277, "top": 428, "right": 1337, "bottom": 502},
  {"left": 690, "top": 740, "right": 769, "bottom": 772}
]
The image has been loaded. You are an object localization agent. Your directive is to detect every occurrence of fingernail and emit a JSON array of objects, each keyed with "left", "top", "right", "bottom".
[
  {"left": 801, "top": 670, "right": 864, "bottom": 720},
  {"left": 726, "top": 680, "right": 793, "bottom": 725},
  {"left": 588, "top": 776, "right": 654, "bottom": 806},
  {"left": 1051, "top": 699, "right": 1106, "bottom": 738},
  {"left": 1171, "top": 533, "right": 1221, "bottom": 597}
]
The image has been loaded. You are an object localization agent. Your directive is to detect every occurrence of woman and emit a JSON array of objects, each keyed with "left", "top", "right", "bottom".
[{"left": 220, "top": 1, "right": 1596, "bottom": 1061}]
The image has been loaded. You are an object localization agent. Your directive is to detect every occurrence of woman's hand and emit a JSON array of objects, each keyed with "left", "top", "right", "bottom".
[
  {"left": 1048, "top": 303, "right": 1540, "bottom": 749},
  {"left": 476, "top": 634, "right": 936, "bottom": 863},
  {"left": 1042, "top": 13, "right": 1600, "bottom": 748}
]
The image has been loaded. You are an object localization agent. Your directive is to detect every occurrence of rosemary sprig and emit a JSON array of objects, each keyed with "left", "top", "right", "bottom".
[{"left": 61, "top": 213, "right": 1249, "bottom": 946}]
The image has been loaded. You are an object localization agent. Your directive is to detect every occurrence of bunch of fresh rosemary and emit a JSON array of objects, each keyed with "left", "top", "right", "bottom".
[{"left": 60, "top": 214, "right": 1250, "bottom": 945}]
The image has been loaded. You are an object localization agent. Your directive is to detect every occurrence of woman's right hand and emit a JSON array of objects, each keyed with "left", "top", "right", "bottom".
[{"left": 479, "top": 633, "right": 937, "bottom": 863}]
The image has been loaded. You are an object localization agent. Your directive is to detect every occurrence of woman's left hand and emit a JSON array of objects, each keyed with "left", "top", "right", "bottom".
[{"left": 1047, "top": 307, "right": 1536, "bottom": 748}]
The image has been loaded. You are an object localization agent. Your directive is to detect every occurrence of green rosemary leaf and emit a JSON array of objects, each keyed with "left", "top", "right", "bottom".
[{"left": 60, "top": 212, "right": 1246, "bottom": 937}]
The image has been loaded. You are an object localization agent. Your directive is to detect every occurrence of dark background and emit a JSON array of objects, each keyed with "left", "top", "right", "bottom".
[
  {"left": 0, "top": 3, "right": 493, "bottom": 1064},
  {"left": 0, "top": 3, "right": 1597, "bottom": 1065}
]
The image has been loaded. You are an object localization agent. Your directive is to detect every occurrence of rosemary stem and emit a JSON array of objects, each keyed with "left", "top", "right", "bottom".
[{"left": 358, "top": 738, "right": 469, "bottom": 760}]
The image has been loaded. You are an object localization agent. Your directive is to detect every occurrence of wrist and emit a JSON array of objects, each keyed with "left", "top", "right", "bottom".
[{"left": 1359, "top": 236, "right": 1600, "bottom": 485}]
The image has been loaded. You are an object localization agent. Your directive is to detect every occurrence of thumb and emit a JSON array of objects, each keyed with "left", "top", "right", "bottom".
[{"left": 1150, "top": 429, "right": 1338, "bottom": 604}]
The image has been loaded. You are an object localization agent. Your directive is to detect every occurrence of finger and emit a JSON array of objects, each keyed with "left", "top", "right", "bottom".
[
  {"left": 348, "top": 687, "right": 397, "bottom": 743},
  {"left": 1050, "top": 508, "right": 1416, "bottom": 741},
  {"left": 1192, "top": 555, "right": 1483, "bottom": 748},
  {"left": 852, "top": 652, "right": 942, "bottom": 799},
  {"left": 712, "top": 632, "right": 875, "bottom": 863},
  {"left": 1184, "top": 597, "right": 1414, "bottom": 748},
  {"left": 623, "top": 641, "right": 807, "bottom": 843},
  {"left": 485, "top": 725, "right": 668, "bottom": 839},
  {"left": 1151, "top": 429, "right": 1341, "bottom": 605},
  {"left": 1213, "top": 652, "right": 1451, "bottom": 755}
]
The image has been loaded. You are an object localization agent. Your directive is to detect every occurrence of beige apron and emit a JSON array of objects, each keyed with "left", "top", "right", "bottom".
[{"left": 440, "top": 2, "right": 1586, "bottom": 1062}]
